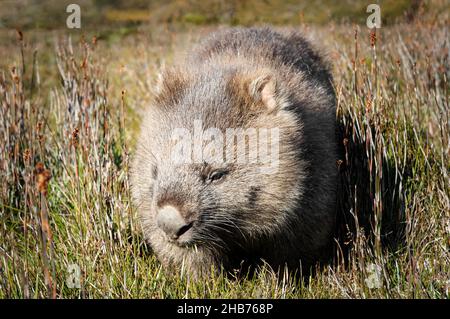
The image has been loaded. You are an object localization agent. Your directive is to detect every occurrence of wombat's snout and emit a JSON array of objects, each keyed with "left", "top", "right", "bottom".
[{"left": 156, "top": 205, "right": 193, "bottom": 242}]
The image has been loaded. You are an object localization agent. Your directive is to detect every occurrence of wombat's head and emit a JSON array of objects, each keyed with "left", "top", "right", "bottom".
[{"left": 131, "top": 65, "right": 306, "bottom": 275}]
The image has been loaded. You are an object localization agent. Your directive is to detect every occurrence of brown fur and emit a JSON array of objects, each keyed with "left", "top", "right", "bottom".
[{"left": 131, "top": 27, "right": 338, "bottom": 277}]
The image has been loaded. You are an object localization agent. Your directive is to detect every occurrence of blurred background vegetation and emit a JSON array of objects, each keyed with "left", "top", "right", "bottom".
[{"left": 1, "top": 0, "right": 448, "bottom": 31}]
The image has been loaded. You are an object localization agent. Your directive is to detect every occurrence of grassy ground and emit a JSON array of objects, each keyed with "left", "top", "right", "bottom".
[{"left": 0, "top": 3, "right": 449, "bottom": 298}]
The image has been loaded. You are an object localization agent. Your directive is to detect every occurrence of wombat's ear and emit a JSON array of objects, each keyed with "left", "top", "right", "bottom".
[
  {"left": 248, "top": 74, "right": 278, "bottom": 113},
  {"left": 154, "top": 66, "right": 188, "bottom": 105}
]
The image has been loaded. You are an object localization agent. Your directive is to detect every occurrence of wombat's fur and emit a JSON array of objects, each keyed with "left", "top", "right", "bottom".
[{"left": 131, "top": 27, "right": 337, "bottom": 277}]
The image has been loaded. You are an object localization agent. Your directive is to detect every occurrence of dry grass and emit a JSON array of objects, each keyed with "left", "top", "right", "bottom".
[{"left": 0, "top": 16, "right": 449, "bottom": 298}]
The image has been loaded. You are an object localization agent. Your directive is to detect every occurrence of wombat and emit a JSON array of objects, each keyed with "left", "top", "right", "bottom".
[{"left": 131, "top": 27, "right": 337, "bottom": 277}]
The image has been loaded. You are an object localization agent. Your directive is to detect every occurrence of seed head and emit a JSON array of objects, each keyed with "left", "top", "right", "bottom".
[
  {"left": 23, "top": 149, "right": 31, "bottom": 164},
  {"left": 370, "top": 30, "right": 377, "bottom": 47},
  {"left": 70, "top": 128, "right": 80, "bottom": 148},
  {"left": 34, "top": 162, "right": 51, "bottom": 195}
]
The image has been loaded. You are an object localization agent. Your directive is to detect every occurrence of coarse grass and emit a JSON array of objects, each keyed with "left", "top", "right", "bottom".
[{"left": 0, "top": 12, "right": 449, "bottom": 298}]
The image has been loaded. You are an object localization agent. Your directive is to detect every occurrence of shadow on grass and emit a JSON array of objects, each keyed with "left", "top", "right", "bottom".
[{"left": 334, "top": 116, "right": 407, "bottom": 266}]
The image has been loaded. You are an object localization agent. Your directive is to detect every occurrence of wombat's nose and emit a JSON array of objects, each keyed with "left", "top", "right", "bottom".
[{"left": 156, "top": 205, "right": 192, "bottom": 240}]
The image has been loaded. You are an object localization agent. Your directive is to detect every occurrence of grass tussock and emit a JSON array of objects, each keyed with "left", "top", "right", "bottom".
[{"left": 0, "top": 18, "right": 449, "bottom": 298}]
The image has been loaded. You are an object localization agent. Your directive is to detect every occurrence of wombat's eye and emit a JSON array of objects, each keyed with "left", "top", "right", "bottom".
[{"left": 208, "top": 169, "right": 228, "bottom": 183}]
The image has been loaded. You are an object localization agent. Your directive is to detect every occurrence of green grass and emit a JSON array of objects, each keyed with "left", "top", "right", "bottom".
[{"left": 0, "top": 6, "right": 449, "bottom": 298}]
